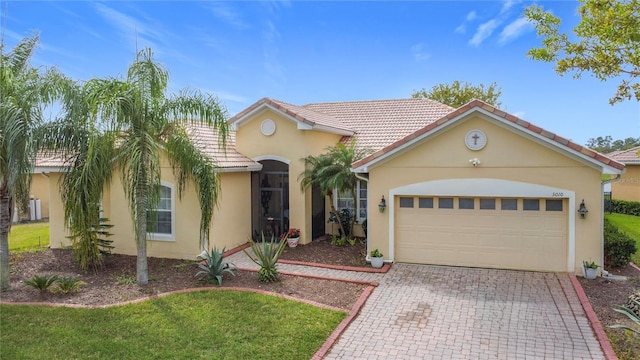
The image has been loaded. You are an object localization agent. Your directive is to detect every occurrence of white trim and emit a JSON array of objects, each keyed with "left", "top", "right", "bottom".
[
  {"left": 354, "top": 107, "right": 624, "bottom": 175},
  {"left": 388, "top": 178, "right": 576, "bottom": 272},
  {"left": 217, "top": 165, "right": 263, "bottom": 173},
  {"left": 33, "top": 167, "right": 66, "bottom": 173},
  {"left": 147, "top": 181, "right": 176, "bottom": 242},
  {"left": 252, "top": 155, "right": 291, "bottom": 165}
]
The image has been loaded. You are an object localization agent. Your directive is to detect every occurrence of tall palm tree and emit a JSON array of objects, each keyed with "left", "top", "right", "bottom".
[
  {"left": 64, "top": 48, "right": 228, "bottom": 285},
  {"left": 0, "top": 34, "right": 71, "bottom": 291},
  {"left": 300, "top": 141, "right": 370, "bottom": 238}
]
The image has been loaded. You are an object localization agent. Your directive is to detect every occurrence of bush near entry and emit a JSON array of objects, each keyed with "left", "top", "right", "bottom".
[
  {"left": 612, "top": 199, "right": 640, "bottom": 216},
  {"left": 604, "top": 219, "right": 637, "bottom": 268}
]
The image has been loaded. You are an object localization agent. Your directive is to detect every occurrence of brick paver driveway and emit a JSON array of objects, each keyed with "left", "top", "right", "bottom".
[
  {"left": 226, "top": 251, "right": 604, "bottom": 359},
  {"left": 325, "top": 264, "right": 604, "bottom": 360}
]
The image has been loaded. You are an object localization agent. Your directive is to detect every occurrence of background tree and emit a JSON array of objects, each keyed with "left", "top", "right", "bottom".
[
  {"left": 526, "top": 0, "right": 640, "bottom": 104},
  {"left": 50, "top": 48, "right": 228, "bottom": 285},
  {"left": 586, "top": 136, "right": 640, "bottom": 153},
  {"left": 412, "top": 81, "right": 503, "bottom": 108},
  {"left": 0, "top": 34, "right": 70, "bottom": 291},
  {"left": 299, "top": 141, "right": 370, "bottom": 239}
]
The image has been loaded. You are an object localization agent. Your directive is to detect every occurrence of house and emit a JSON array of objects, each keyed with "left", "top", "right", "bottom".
[
  {"left": 607, "top": 146, "right": 640, "bottom": 202},
  {"left": 39, "top": 98, "right": 625, "bottom": 274}
]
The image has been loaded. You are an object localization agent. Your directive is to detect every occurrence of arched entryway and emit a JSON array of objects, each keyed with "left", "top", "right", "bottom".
[{"left": 251, "top": 160, "right": 289, "bottom": 240}]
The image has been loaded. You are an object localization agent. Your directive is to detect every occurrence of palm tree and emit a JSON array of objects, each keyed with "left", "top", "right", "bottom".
[
  {"left": 60, "top": 48, "right": 228, "bottom": 285},
  {"left": 0, "top": 34, "right": 71, "bottom": 291},
  {"left": 300, "top": 141, "right": 370, "bottom": 238}
]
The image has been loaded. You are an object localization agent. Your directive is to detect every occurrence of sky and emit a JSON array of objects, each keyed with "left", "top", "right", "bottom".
[{"left": 2, "top": 0, "right": 638, "bottom": 146}]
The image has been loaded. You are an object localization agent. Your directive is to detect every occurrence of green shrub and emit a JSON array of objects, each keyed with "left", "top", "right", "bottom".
[
  {"left": 53, "top": 276, "right": 86, "bottom": 294},
  {"left": 604, "top": 219, "right": 638, "bottom": 268},
  {"left": 195, "top": 247, "right": 237, "bottom": 285},
  {"left": 244, "top": 233, "right": 286, "bottom": 283},
  {"left": 24, "top": 274, "right": 59, "bottom": 292},
  {"left": 116, "top": 273, "right": 136, "bottom": 285},
  {"left": 612, "top": 199, "right": 640, "bottom": 216}
]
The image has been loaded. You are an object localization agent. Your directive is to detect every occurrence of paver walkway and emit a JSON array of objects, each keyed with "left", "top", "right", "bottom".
[{"left": 226, "top": 251, "right": 605, "bottom": 359}]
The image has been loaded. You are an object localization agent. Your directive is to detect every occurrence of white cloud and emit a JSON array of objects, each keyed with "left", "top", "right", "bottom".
[
  {"left": 206, "top": 3, "right": 249, "bottom": 29},
  {"left": 469, "top": 19, "right": 500, "bottom": 47},
  {"left": 498, "top": 17, "right": 533, "bottom": 45},
  {"left": 466, "top": 11, "right": 477, "bottom": 21},
  {"left": 92, "top": 3, "right": 165, "bottom": 51},
  {"left": 411, "top": 43, "right": 431, "bottom": 62},
  {"left": 455, "top": 24, "right": 466, "bottom": 34},
  {"left": 500, "top": 0, "right": 519, "bottom": 15},
  {"left": 262, "top": 20, "right": 284, "bottom": 82}
]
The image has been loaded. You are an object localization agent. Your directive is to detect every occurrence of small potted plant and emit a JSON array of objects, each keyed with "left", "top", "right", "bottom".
[
  {"left": 283, "top": 228, "right": 301, "bottom": 247},
  {"left": 582, "top": 260, "right": 600, "bottom": 279},
  {"left": 370, "top": 248, "right": 384, "bottom": 268}
]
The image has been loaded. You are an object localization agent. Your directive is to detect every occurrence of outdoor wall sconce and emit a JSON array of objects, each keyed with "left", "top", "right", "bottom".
[
  {"left": 378, "top": 196, "right": 387, "bottom": 213},
  {"left": 469, "top": 158, "right": 481, "bottom": 167},
  {"left": 578, "top": 199, "right": 588, "bottom": 219}
]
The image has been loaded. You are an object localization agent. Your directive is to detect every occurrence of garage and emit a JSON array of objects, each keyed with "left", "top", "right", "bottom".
[{"left": 394, "top": 196, "right": 568, "bottom": 272}]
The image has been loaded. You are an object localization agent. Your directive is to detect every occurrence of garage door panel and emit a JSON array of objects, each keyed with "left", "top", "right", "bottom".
[{"left": 395, "top": 197, "right": 567, "bottom": 272}]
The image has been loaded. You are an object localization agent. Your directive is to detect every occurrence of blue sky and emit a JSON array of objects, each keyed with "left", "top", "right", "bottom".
[{"left": 2, "top": 0, "right": 638, "bottom": 146}]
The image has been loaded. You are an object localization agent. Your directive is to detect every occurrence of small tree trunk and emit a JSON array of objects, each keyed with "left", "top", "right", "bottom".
[
  {"left": 327, "top": 192, "right": 347, "bottom": 237},
  {"left": 0, "top": 183, "right": 12, "bottom": 291},
  {"left": 135, "top": 182, "right": 149, "bottom": 285}
]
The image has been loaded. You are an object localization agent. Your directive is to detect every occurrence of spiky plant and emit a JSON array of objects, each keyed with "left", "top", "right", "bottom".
[
  {"left": 610, "top": 291, "right": 640, "bottom": 335},
  {"left": 52, "top": 276, "right": 86, "bottom": 294},
  {"left": 195, "top": 247, "right": 237, "bottom": 285},
  {"left": 24, "top": 274, "right": 59, "bottom": 293},
  {"left": 244, "top": 233, "right": 287, "bottom": 283}
]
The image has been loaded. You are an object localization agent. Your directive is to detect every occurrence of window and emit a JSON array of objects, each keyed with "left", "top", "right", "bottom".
[
  {"left": 501, "top": 198, "right": 518, "bottom": 210},
  {"left": 399, "top": 197, "right": 414, "bottom": 208},
  {"left": 480, "top": 198, "right": 496, "bottom": 210},
  {"left": 459, "top": 198, "right": 475, "bottom": 209},
  {"left": 147, "top": 183, "right": 174, "bottom": 241},
  {"left": 439, "top": 197, "right": 454, "bottom": 209},
  {"left": 546, "top": 199, "right": 563, "bottom": 211},
  {"left": 335, "top": 180, "right": 367, "bottom": 221},
  {"left": 523, "top": 199, "right": 540, "bottom": 211},
  {"left": 419, "top": 197, "right": 434, "bottom": 208}
]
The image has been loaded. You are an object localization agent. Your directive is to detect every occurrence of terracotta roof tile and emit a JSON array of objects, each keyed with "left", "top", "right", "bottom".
[
  {"left": 607, "top": 146, "right": 640, "bottom": 164},
  {"left": 303, "top": 98, "right": 454, "bottom": 152},
  {"left": 186, "top": 125, "right": 261, "bottom": 171}
]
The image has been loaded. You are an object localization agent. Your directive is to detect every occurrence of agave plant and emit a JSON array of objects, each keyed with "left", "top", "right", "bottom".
[
  {"left": 195, "top": 247, "right": 237, "bottom": 285},
  {"left": 24, "top": 274, "right": 59, "bottom": 293},
  {"left": 244, "top": 233, "right": 287, "bottom": 283},
  {"left": 610, "top": 292, "right": 640, "bottom": 335}
]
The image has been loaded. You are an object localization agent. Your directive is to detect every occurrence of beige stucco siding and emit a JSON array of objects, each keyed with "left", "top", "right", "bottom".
[
  {"left": 366, "top": 116, "right": 603, "bottom": 274},
  {"left": 48, "top": 157, "right": 252, "bottom": 260},
  {"left": 611, "top": 165, "right": 640, "bottom": 202},
  {"left": 234, "top": 110, "right": 342, "bottom": 244}
]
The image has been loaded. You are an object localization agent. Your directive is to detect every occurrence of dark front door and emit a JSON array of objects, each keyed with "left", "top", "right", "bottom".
[
  {"left": 311, "top": 184, "right": 325, "bottom": 240},
  {"left": 252, "top": 160, "right": 289, "bottom": 240}
]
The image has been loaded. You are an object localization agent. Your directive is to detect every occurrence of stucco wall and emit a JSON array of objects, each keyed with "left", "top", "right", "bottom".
[
  {"left": 611, "top": 165, "right": 640, "bottom": 202},
  {"left": 234, "top": 109, "right": 342, "bottom": 244},
  {"left": 48, "top": 157, "right": 252, "bottom": 260},
  {"left": 366, "top": 115, "right": 604, "bottom": 274}
]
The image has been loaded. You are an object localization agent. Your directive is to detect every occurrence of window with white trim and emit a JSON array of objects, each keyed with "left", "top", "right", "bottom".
[
  {"left": 335, "top": 180, "right": 367, "bottom": 221},
  {"left": 147, "top": 182, "right": 175, "bottom": 241}
]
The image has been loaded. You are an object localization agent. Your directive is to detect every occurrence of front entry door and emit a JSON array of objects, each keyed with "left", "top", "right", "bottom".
[{"left": 252, "top": 160, "right": 289, "bottom": 240}]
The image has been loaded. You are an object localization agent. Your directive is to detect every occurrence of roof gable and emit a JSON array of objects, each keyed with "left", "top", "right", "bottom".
[
  {"left": 228, "top": 97, "right": 355, "bottom": 136},
  {"left": 352, "top": 100, "right": 625, "bottom": 174}
]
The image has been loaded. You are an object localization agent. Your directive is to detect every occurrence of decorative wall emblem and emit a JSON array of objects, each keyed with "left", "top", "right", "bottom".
[{"left": 465, "top": 129, "right": 487, "bottom": 151}]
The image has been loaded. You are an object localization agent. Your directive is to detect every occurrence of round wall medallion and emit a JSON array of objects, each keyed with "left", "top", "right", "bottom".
[
  {"left": 260, "top": 119, "right": 276, "bottom": 136},
  {"left": 465, "top": 129, "right": 487, "bottom": 151}
]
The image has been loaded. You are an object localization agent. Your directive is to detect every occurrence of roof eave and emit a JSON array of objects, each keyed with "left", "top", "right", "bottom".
[{"left": 217, "top": 164, "right": 263, "bottom": 173}]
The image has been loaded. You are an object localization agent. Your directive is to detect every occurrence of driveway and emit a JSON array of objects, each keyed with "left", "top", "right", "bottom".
[
  {"left": 226, "top": 252, "right": 605, "bottom": 359},
  {"left": 324, "top": 264, "right": 604, "bottom": 360}
]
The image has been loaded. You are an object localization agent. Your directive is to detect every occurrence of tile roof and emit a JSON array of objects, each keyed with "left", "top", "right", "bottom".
[
  {"left": 352, "top": 100, "right": 625, "bottom": 172},
  {"left": 607, "top": 146, "right": 640, "bottom": 164},
  {"left": 34, "top": 152, "right": 67, "bottom": 168},
  {"left": 186, "top": 124, "right": 261, "bottom": 171},
  {"left": 228, "top": 97, "right": 354, "bottom": 135},
  {"left": 303, "top": 98, "right": 454, "bottom": 152}
]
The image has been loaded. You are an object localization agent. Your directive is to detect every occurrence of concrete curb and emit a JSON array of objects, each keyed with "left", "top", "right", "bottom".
[
  {"left": 279, "top": 259, "right": 391, "bottom": 273},
  {"left": 570, "top": 274, "right": 619, "bottom": 360}
]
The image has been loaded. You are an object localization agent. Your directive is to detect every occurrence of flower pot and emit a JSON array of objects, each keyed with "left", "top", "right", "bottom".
[
  {"left": 371, "top": 256, "right": 384, "bottom": 268},
  {"left": 584, "top": 266, "right": 598, "bottom": 279},
  {"left": 287, "top": 237, "right": 299, "bottom": 248}
]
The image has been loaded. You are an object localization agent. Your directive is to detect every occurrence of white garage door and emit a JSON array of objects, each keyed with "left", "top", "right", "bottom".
[{"left": 395, "top": 196, "right": 568, "bottom": 272}]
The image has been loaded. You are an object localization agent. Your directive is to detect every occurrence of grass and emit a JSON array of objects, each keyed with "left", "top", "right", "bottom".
[
  {"left": 606, "top": 213, "right": 640, "bottom": 264},
  {"left": 0, "top": 290, "right": 346, "bottom": 360},
  {"left": 8, "top": 222, "right": 50, "bottom": 253}
]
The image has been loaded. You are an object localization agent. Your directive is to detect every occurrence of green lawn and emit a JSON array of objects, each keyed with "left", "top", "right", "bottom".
[
  {"left": 606, "top": 213, "right": 640, "bottom": 264},
  {"left": 1, "top": 290, "right": 346, "bottom": 360},
  {"left": 8, "top": 221, "right": 50, "bottom": 253}
]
